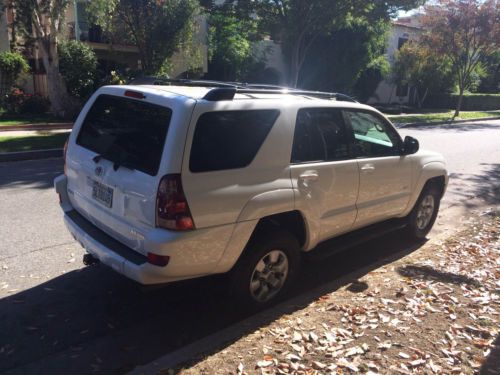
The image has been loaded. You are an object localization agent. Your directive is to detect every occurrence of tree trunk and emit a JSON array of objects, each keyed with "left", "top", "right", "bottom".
[
  {"left": 289, "top": 49, "right": 300, "bottom": 88},
  {"left": 453, "top": 86, "right": 464, "bottom": 119},
  {"left": 46, "top": 65, "right": 68, "bottom": 116},
  {"left": 40, "top": 38, "right": 68, "bottom": 117}
]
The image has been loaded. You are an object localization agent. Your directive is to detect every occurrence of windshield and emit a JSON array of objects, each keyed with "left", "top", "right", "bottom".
[{"left": 76, "top": 94, "right": 172, "bottom": 176}]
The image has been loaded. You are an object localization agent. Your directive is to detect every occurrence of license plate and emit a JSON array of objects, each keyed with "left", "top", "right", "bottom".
[{"left": 91, "top": 180, "right": 113, "bottom": 208}]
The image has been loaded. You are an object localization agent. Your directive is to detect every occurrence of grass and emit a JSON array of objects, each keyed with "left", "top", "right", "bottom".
[
  {"left": 388, "top": 110, "right": 500, "bottom": 124},
  {"left": 0, "top": 132, "right": 69, "bottom": 153},
  {"left": 0, "top": 114, "right": 67, "bottom": 127}
]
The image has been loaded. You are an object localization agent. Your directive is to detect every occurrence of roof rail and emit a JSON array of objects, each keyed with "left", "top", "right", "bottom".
[
  {"left": 202, "top": 87, "right": 358, "bottom": 103},
  {"left": 130, "top": 77, "right": 357, "bottom": 103}
]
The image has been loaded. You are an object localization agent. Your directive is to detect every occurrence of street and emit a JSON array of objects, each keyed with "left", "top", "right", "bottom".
[{"left": 0, "top": 120, "right": 499, "bottom": 374}]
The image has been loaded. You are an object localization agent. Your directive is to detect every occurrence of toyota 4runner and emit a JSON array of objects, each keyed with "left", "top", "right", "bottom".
[{"left": 54, "top": 80, "right": 448, "bottom": 307}]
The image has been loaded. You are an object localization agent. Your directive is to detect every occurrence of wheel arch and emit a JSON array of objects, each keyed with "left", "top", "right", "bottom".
[{"left": 403, "top": 162, "right": 448, "bottom": 216}]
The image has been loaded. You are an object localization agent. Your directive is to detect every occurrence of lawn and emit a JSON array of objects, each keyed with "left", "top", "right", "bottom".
[
  {"left": 0, "top": 132, "right": 69, "bottom": 153},
  {"left": 0, "top": 114, "right": 67, "bottom": 126},
  {"left": 388, "top": 110, "right": 500, "bottom": 124}
]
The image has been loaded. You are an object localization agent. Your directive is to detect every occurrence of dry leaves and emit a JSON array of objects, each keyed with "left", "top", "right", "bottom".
[{"left": 184, "top": 216, "right": 499, "bottom": 375}]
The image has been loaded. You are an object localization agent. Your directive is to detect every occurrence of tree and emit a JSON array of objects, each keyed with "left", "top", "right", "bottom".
[
  {"left": 299, "top": 18, "right": 389, "bottom": 96},
  {"left": 255, "top": 0, "right": 424, "bottom": 87},
  {"left": 421, "top": 0, "right": 500, "bottom": 117},
  {"left": 12, "top": 0, "right": 71, "bottom": 115},
  {"left": 88, "top": 0, "right": 199, "bottom": 74},
  {"left": 392, "top": 42, "right": 454, "bottom": 107},
  {"left": 59, "top": 41, "right": 98, "bottom": 99},
  {"left": 207, "top": 3, "right": 262, "bottom": 81}
]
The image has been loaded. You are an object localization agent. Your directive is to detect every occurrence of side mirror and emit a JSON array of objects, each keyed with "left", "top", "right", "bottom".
[{"left": 402, "top": 136, "right": 419, "bottom": 155}]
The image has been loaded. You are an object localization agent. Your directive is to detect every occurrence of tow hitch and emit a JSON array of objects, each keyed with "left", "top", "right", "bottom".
[{"left": 83, "top": 253, "right": 99, "bottom": 266}]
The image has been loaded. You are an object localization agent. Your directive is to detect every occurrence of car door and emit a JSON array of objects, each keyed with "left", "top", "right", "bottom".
[
  {"left": 342, "top": 109, "right": 412, "bottom": 228},
  {"left": 290, "top": 108, "right": 359, "bottom": 250}
]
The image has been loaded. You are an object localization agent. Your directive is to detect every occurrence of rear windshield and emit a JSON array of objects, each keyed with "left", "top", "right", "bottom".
[{"left": 77, "top": 94, "right": 172, "bottom": 176}]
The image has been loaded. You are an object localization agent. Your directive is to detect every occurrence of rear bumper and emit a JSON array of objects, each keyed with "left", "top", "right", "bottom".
[{"left": 54, "top": 174, "right": 235, "bottom": 285}]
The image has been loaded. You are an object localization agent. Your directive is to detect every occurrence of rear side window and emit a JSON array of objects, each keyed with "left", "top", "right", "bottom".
[
  {"left": 291, "top": 108, "right": 353, "bottom": 163},
  {"left": 189, "top": 110, "right": 279, "bottom": 173},
  {"left": 77, "top": 94, "right": 172, "bottom": 176}
]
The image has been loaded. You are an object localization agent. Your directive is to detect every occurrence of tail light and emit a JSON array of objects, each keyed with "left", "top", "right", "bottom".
[
  {"left": 63, "top": 139, "right": 69, "bottom": 175},
  {"left": 156, "top": 174, "right": 195, "bottom": 231}
]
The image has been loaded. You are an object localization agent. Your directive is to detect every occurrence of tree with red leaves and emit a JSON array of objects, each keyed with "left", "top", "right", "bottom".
[{"left": 421, "top": 0, "right": 500, "bottom": 117}]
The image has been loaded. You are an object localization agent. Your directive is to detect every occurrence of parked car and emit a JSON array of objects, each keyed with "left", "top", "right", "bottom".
[{"left": 54, "top": 80, "right": 448, "bottom": 307}]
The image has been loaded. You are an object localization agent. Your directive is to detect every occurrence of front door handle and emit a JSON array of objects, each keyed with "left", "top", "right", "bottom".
[
  {"left": 299, "top": 171, "right": 319, "bottom": 181},
  {"left": 360, "top": 164, "right": 375, "bottom": 173}
]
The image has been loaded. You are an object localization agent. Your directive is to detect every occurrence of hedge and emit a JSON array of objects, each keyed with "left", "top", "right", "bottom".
[{"left": 424, "top": 93, "right": 500, "bottom": 111}]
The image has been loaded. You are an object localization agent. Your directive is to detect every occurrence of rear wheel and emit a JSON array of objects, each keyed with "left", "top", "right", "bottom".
[
  {"left": 406, "top": 184, "right": 441, "bottom": 239},
  {"left": 230, "top": 230, "right": 300, "bottom": 309}
]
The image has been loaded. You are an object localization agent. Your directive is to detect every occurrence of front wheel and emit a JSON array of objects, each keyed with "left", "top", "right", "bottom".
[
  {"left": 230, "top": 230, "right": 301, "bottom": 309},
  {"left": 406, "top": 185, "right": 441, "bottom": 239}
]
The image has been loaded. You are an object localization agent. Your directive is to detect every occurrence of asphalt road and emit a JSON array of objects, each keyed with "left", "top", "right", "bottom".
[{"left": 0, "top": 120, "right": 499, "bottom": 374}]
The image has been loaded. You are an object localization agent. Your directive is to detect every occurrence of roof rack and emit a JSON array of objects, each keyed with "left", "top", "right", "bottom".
[
  {"left": 203, "top": 87, "right": 358, "bottom": 103},
  {"left": 129, "top": 77, "right": 357, "bottom": 103}
]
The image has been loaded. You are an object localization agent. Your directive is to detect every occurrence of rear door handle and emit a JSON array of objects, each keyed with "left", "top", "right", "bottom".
[{"left": 299, "top": 171, "right": 319, "bottom": 181}]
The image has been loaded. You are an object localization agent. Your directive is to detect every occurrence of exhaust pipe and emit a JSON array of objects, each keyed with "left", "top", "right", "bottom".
[{"left": 83, "top": 253, "right": 99, "bottom": 266}]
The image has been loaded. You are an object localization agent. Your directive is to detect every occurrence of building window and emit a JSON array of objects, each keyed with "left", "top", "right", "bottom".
[{"left": 397, "top": 37, "right": 408, "bottom": 50}]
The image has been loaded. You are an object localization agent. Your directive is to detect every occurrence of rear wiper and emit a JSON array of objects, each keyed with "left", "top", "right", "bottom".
[
  {"left": 93, "top": 155, "right": 103, "bottom": 163},
  {"left": 112, "top": 161, "right": 134, "bottom": 171}
]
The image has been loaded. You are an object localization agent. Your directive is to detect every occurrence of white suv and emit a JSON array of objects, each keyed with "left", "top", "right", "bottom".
[{"left": 54, "top": 81, "right": 448, "bottom": 307}]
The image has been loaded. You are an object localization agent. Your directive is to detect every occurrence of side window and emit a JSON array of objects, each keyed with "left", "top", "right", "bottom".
[
  {"left": 343, "top": 110, "right": 401, "bottom": 158},
  {"left": 291, "top": 108, "right": 353, "bottom": 163},
  {"left": 189, "top": 110, "right": 279, "bottom": 173}
]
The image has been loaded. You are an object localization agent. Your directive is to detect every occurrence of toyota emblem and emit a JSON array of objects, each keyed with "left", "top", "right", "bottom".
[{"left": 95, "top": 166, "right": 103, "bottom": 177}]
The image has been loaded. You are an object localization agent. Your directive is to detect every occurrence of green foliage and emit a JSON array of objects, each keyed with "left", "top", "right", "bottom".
[
  {"left": 4, "top": 88, "right": 50, "bottom": 114},
  {"left": 424, "top": 93, "right": 500, "bottom": 110},
  {"left": 20, "top": 94, "right": 51, "bottom": 114},
  {"left": 392, "top": 42, "right": 454, "bottom": 106},
  {"left": 254, "top": 0, "right": 424, "bottom": 86},
  {"left": 478, "top": 51, "right": 500, "bottom": 93},
  {"left": 207, "top": 4, "right": 263, "bottom": 81},
  {"left": 0, "top": 52, "right": 29, "bottom": 83},
  {"left": 58, "top": 41, "right": 98, "bottom": 99},
  {"left": 299, "top": 18, "right": 389, "bottom": 98},
  {"left": 88, "top": 0, "right": 199, "bottom": 74},
  {"left": 354, "top": 56, "right": 391, "bottom": 103}
]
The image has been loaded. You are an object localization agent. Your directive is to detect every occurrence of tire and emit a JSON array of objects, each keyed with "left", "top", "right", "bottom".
[
  {"left": 229, "top": 230, "right": 301, "bottom": 310},
  {"left": 406, "top": 184, "right": 441, "bottom": 239}
]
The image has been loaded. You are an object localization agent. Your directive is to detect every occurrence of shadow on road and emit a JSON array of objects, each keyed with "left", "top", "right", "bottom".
[
  {"left": 448, "top": 163, "right": 500, "bottom": 209},
  {"left": 0, "top": 158, "right": 63, "bottom": 190},
  {"left": 0, "top": 231, "right": 423, "bottom": 375}
]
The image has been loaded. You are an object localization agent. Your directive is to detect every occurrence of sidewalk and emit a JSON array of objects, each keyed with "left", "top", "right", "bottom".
[
  {"left": 0, "top": 122, "right": 72, "bottom": 132},
  {"left": 132, "top": 215, "right": 499, "bottom": 375}
]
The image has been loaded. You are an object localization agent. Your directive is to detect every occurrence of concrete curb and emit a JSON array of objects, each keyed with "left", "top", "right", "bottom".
[
  {"left": 393, "top": 116, "right": 500, "bottom": 128},
  {"left": 0, "top": 123, "right": 73, "bottom": 132},
  {"left": 0, "top": 148, "right": 62, "bottom": 162}
]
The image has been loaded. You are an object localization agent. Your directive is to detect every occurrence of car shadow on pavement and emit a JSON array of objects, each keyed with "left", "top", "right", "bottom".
[
  {"left": 0, "top": 158, "right": 63, "bottom": 190},
  {"left": 0, "top": 231, "right": 424, "bottom": 375}
]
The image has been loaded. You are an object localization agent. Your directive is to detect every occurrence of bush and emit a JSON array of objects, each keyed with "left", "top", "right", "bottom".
[
  {"left": 0, "top": 52, "right": 29, "bottom": 98},
  {"left": 59, "top": 41, "right": 98, "bottom": 99},
  {"left": 20, "top": 94, "right": 51, "bottom": 114},
  {"left": 423, "top": 93, "right": 500, "bottom": 111},
  {"left": 4, "top": 87, "right": 25, "bottom": 113},
  {"left": 4, "top": 88, "right": 50, "bottom": 114}
]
